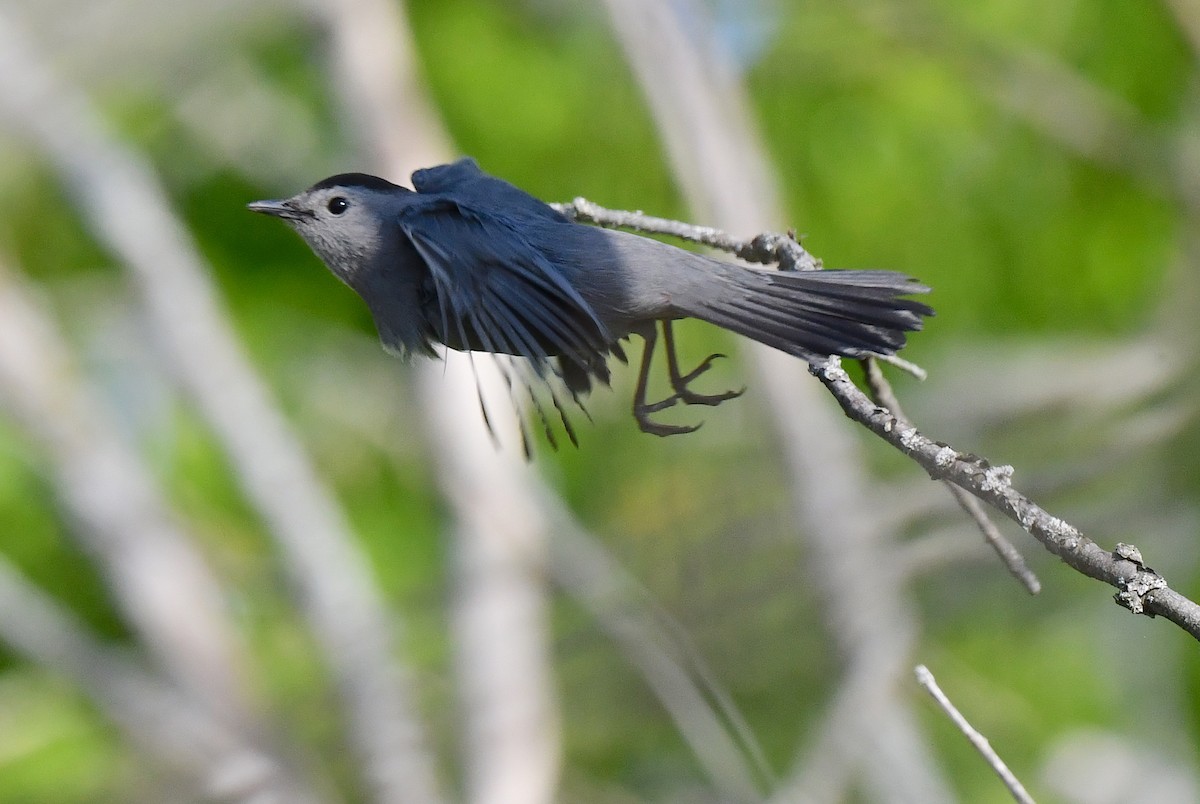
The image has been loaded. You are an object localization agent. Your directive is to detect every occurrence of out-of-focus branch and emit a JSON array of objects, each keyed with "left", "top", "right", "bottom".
[
  {"left": 597, "top": 2, "right": 953, "bottom": 802},
  {"left": 855, "top": 2, "right": 1192, "bottom": 207},
  {"left": 283, "top": 339, "right": 771, "bottom": 800},
  {"left": 414, "top": 356, "right": 563, "bottom": 804},
  {"left": 542, "top": 498, "right": 769, "bottom": 802},
  {"left": 0, "top": 555, "right": 319, "bottom": 803},
  {"left": 1161, "top": 0, "right": 1200, "bottom": 60},
  {"left": 0, "top": 12, "right": 442, "bottom": 804},
  {"left": 978, "top": 49, "right": 1173, "bottom": 195},
  {"left": 1165, "top": 0, "right": 1200, "bottom": 62},
  {"left": 915, "top": 665, "right": 1036, "bottom": 804},
  {"left": 314, "top": 2, "right": 561, "bottom": 803},
  {"left": 319, "top": 0, "right": 450, "bottom": 179},
  {"left": 0, "top": 263, "right": 261, "bottom": 735}
]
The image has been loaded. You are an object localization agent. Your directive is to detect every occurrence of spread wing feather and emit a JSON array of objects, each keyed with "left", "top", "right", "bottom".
[
  {"left": 397, "top": 197, "right": 609, "bottom": 447},
  {"left": 397, "top": 198, "right": 609, "bottom": 368}
]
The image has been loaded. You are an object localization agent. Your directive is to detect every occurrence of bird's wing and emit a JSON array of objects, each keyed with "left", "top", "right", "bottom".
[
  {"left": 412, "top": 159, "right": 568, "bottom": 223},
  {"left": 396, "top": 197, "right": 610, "bottom": 370},
  {"left": 410, "top": 158, "right": 484, "bottom": 193}
]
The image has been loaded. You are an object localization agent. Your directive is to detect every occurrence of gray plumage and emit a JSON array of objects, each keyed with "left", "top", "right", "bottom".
[{"left": 249, "top": 158, "right": 932, "bottom": 442}]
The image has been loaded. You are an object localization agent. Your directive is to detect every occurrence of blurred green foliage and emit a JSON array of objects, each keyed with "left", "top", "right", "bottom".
[{"left": 0, "top": 0, "right": 1196, "bottom": 801}]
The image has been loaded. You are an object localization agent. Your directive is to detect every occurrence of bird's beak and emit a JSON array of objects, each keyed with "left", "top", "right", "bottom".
[{"left": 247, "top": 198, "right": 303, "bottom": 220}]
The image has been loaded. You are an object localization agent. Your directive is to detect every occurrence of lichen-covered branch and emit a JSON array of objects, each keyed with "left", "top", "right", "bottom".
[
  {"left": 557, "top": 197, "right": 821, "bottom": 271},
  {"left": 813, "top": 357, "right": 1200, "bottom": 640},
  {"left": 860, "top": 358, "right": 1040, "bottom": 595}
]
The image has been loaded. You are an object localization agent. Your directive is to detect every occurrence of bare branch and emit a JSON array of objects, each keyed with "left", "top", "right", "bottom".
[
  {"left": 414, "top": 356, "right": 563, "bottom": 804},
  {"left": 945, "top": 485, "right": 1041, "bottom": 593},
  {"left": 556, "top": 198, "right": 929, "bottom": 381},
  {"left": 0, "top": 12, "right": 442, "bottom": 802},
  {"left": 861, "top": 358, "right": 1040, "bottom": 595},
  {"left": 915, "top": 665, "right": 1036, "bottom": 804},
  {"left": 814, "top": 357, "right": 1200, "bottom": 640},
  {"left": 556, "top": 197, "right": 822, "bottom": 270}
]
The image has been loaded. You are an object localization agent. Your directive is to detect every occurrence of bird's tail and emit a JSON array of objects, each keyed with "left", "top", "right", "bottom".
[{"left": 677, "top": 261, "right": 933, "bottom": 361}]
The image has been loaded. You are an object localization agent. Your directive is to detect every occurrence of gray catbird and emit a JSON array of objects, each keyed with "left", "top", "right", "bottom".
[{"left": 249, "top": 158, "right": 932, "bottom": 442}]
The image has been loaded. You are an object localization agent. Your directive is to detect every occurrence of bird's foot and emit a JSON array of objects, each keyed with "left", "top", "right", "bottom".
[{"left": 672, "top": 353, "right": 746, "bottom": 407}]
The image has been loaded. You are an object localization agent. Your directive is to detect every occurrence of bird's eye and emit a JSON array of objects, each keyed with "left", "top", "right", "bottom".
[{"left": 327, "top": 196, "right": 349, "bottom": 215}]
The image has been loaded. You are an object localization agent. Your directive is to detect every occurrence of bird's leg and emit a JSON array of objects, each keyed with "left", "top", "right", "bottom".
[
  {"left": 634, "top": 327, "right": 678, "bottom": 414},
  {"left": 633, "top": 326, "right": 701, "bottom": 436},
  {"left": 661, "top": 321, "right": 745, "bottom": 406}
]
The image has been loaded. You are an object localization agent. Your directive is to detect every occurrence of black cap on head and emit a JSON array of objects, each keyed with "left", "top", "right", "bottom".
[{"left": 309, "top": 173, "right": 403, "bottom": 193}]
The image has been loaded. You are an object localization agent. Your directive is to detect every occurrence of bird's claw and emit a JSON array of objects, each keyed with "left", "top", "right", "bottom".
[
  {"left": 672, "top": 353, "right": 745, "bottom": 407},
  {"left": 634, "top": 405, "right": 703, "bottom": 437},
  {"left": 675, "top": 384, "right": 746, "bottom": 407}
]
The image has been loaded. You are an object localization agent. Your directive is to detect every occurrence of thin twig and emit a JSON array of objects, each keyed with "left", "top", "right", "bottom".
[
  {"left": 872, "top": 352, "right": 928, "bottom": 381},
  {"left": 915, "top": 665, "right": 1036, "bottom": 804},
  {"left": 862, "top": 358, "right": 1041, "bottom": 595},
  {"left": 946, "top": 486, "right": 1040, "bottom": 593},
  {"left": 556, "top": 198, "right": 928, "bottom": 380},
  {"left": 556, "top": 197, "right": 821, "bottom": 271}
]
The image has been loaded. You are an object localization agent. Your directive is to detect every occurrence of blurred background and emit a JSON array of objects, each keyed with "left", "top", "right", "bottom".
[{"left": 0, "top": 0, "right": 1197, "bottom": 802}]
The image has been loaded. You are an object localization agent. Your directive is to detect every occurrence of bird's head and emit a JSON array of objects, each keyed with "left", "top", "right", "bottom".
[{"left": 248, "top": 173, "right": 409, "bottom": 283}]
